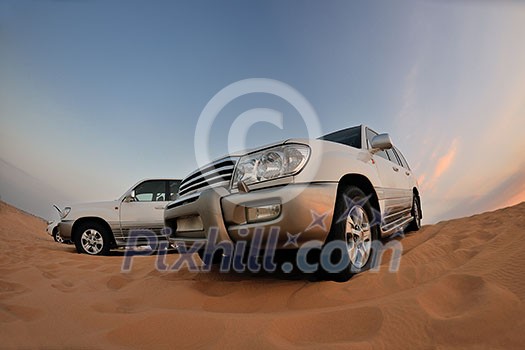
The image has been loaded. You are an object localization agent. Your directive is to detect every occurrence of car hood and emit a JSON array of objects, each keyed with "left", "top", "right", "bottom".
[
  {"left": 221, "top": 138, "right": 313, "bottom": 158},
  {"left": 67, "top": 200, "right": 119, "bottom": 209},
  {"left": 61, "top": 200, "right": 121, "bottom": 221},
  {"left": 203, "top": 137, "right": 361, "bottom": 167}
]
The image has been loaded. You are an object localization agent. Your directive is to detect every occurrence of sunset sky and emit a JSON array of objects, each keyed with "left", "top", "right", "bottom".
[{"left": 1, "top": 0, "right": 525, "bottom": 222}]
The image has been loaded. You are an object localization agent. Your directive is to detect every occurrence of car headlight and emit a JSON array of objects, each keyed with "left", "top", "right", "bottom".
[
  {"left": 61, "top": 207, "right": 71, "bottom": 219},
  {"left": 232, "top": 144, "right": 310, "bottom": 188}
]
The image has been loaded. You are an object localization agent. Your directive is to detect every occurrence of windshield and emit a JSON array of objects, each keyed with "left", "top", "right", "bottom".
[{"left": 319, "top": 126, "right": 362, "bottom": 149}]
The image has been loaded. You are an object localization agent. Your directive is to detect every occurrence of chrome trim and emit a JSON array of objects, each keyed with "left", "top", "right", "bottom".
[
  {"left": 168, "top": 192, "right": 201, "bottom": 208},
  {"left": 381, "top": 214, "right": 413, "bottom": 235},
  {"left": 375, "top": 187, "right": 413, "bottom": 200},
  {"left": 178, "top": 157, "right": 238, "bottom": 197},
  {"left": 383, "top": 207, "right": 411, "bottom": 221},
  {"left": 179, "top": 164, "right": 235, "bottom": 192},
  {"left": 170, "top": 238, "right": 208, "bottom": 247},
  {"left": 182, "top": 159, "right": 233, "bottom": 182},
  {"left": 179, "top": 176, "right": 232, "bottom": 195}
]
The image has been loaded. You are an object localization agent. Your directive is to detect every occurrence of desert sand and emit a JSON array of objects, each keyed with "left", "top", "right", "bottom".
[{"left": 0, "top": 200, "right": 524, "bottom": 349}]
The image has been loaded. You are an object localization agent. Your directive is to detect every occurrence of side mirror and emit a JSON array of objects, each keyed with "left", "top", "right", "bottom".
[
  {"left": 124, "top": 190, "right": 137, "bottom": 202},
  {"left": 371, "top": 133, "right": 393, "bottom": 152}
]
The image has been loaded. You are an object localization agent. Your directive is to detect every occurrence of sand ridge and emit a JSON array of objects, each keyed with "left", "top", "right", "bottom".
[{"left": 0, "top": 201, "right": 524, "bottom": 349}]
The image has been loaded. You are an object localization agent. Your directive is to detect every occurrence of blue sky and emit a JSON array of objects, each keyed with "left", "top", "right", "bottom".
[{"left": 1, "top": 0, "right": 525, "bottom": 222}]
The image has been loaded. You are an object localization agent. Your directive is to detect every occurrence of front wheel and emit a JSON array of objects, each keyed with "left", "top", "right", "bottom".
[
  {"left": 74, "top": 222, "right": 111, "bottom": 255},
  {"left": 320, "top": 186, "right": 379, "bottom": 282}
]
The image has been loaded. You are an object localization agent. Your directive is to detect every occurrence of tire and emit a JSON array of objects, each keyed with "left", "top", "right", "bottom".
[
  {"left": 53, "top": 228, "right": 64, "bottom": 244},
  {"left": 320, "top": 186, "right": 379, "bottom": 282},
  {"left": 406, "top": 196, "right": 421, "bottom": 232},
  {"left": 74, "top": 221, "right": 111, "bottom": 255}
]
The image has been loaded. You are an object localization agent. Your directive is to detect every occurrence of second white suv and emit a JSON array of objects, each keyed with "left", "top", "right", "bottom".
[{"left": 59, "top": 179, "right": 181, "bottom": 255}]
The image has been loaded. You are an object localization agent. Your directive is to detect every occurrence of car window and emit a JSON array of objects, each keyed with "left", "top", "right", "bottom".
[
  {"left": 169, "top": 180, "right": 181, "bottom": 200},
  {"left": 319, "top": 126, "right": 362, "bottom": 149},
  {"left": 375, "top": 149, "right": 390, "bottom": 161},
  {"left": 394, "top": 147, "right": 411, "bottom": 170},
  {"left": 385, "top": 148, "right": 401, "bottom": 166},
  {"left": 134, "top": 180, "right": 167, "bottom": 202}
]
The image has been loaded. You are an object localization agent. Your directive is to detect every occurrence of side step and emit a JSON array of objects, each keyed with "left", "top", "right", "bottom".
[{"left": 380, "top": 214, "right": 413, "bottom": 237}]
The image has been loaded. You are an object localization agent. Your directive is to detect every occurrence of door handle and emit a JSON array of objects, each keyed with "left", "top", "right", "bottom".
[
  {"left": 154, "top": 205, "right": 165, "bottom": 210},
  {"left": 392, "top": 166, "right": 399, "bottom": 172}
]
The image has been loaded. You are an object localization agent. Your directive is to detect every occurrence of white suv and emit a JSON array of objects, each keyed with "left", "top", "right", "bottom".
[
  {"left": 59, "top": 179, "right": 181, "bottom": 255},
  {"left": 164, "top": 125, "right": 421, "bottom": 280}
]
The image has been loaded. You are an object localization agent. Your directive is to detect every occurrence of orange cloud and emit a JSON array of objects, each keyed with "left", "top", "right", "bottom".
[
  {"left": 434, "top": 139, "right": 458, "bottom": 179},
  {"left": 418, "top": 174, "right": 426, "bottom": 187},
  {"left": 423, "top": 139, "right": 459, "bottom": 192},
  {"left": 502, "top": 184, "right": 525, "bottom": 208}
]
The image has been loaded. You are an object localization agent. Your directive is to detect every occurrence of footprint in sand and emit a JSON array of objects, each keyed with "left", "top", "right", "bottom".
[
  {"left": 268, "top": 306, "right": 384, "bottom": 344},
  {"left": 417, "top": 273, "right": 521, "bottom": 345},
  {"left": 41, "top": 271, "right": 57, "bottom": 280},
  {"left": 0, "top": 304, "right": 43, "bottom": 323},
  {"left": 191, "top": 280, "right": 237, "bottom": 297},
  {"left": 0, "top": 280, "right": 28, "bottom": 298},
  {"left": 106, "top": 275, "right": 133, "bottom": 290},
  {"left": 418, "top": 274, "right": 489, "bottom": 318},
  {"left": 51, "top": 279, "right": 75, "bottom": 292},
  {"left": 92, "top": 298, "right": 142, "bottom": 314}
]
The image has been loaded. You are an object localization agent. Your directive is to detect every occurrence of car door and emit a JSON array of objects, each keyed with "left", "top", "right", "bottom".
[
  {"left": 366, "top": 128, "right": 412, "bottom": 223},
  {"left": 393, "top": 146, "right": 416, "bottom": 192},
  {"left": 119, "top": 180, "right": 170, "bottom": 238}
]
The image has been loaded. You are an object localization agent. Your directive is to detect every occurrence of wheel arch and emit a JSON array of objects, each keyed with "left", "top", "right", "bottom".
[
  {"left": 71, "top": 217, "right": 115, "bottom": 245},
  {"left": 337, "top": 173, "right": 381, "bottom": 223}
]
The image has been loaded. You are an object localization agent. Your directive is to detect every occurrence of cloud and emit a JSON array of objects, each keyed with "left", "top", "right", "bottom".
[
  {"left": 434, "top": 163, "right": 525, "bottom": 222},
  {"left": 422, "top": 138, "right": 459, "bottom": 191},
  {"left": 434, "top": 139, "right": 458, "bottom": 178},
  {"left": 504, "top": 187, "right": 525, "bottom": 208}
]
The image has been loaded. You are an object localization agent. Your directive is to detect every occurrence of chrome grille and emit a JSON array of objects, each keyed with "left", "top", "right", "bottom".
[{"left": 178, "top": 157, "right": 237, "bottom": 197}]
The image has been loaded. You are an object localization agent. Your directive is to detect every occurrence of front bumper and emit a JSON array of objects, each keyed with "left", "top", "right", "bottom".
[
  {"left": 58, "top": 221, "right": 73, "bottom": 240},
  {"left": 164, "top": 182, "right": 338, "bottom": 249}
]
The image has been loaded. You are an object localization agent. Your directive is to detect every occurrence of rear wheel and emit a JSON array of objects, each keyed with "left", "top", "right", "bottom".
[
  {"left": 406, "top": 196, "right": 421, "bottom": 232},
  {"left": 320, "top": 186, "right": 379, "bottom": 282},
  {"left": 74, "top": 222, "right": 111, "bottom": 255},
  {"left": 53, "top": 228, "right": 64, "bottom": 244}
]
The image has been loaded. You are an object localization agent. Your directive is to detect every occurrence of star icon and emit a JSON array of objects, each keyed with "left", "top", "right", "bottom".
[
  {"left": 336, "top": 194, "right": 372, "bottom": 224},
  {"left": 306, "top": 209, "right": 330, "bottom": 232},
  {"left": 284, "top": 232, "right": 301, "bottom": 248}
]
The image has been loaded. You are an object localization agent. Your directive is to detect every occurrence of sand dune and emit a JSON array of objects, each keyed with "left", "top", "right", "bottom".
[{"left": 0, "top": 200, "right": 524, "bottom": 349}]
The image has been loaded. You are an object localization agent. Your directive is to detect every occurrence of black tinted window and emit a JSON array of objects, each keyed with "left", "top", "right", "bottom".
[
  {"left": 134, "top": 180, "right": 167, "bottom": 202},
  {"left": 320, "top": 126, "right": 362, "bottom": 149}
]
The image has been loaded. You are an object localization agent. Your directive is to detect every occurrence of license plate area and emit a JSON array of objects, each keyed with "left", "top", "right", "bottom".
[{"left": 176, "top": 215, "right": 204, "bottom": 232}]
